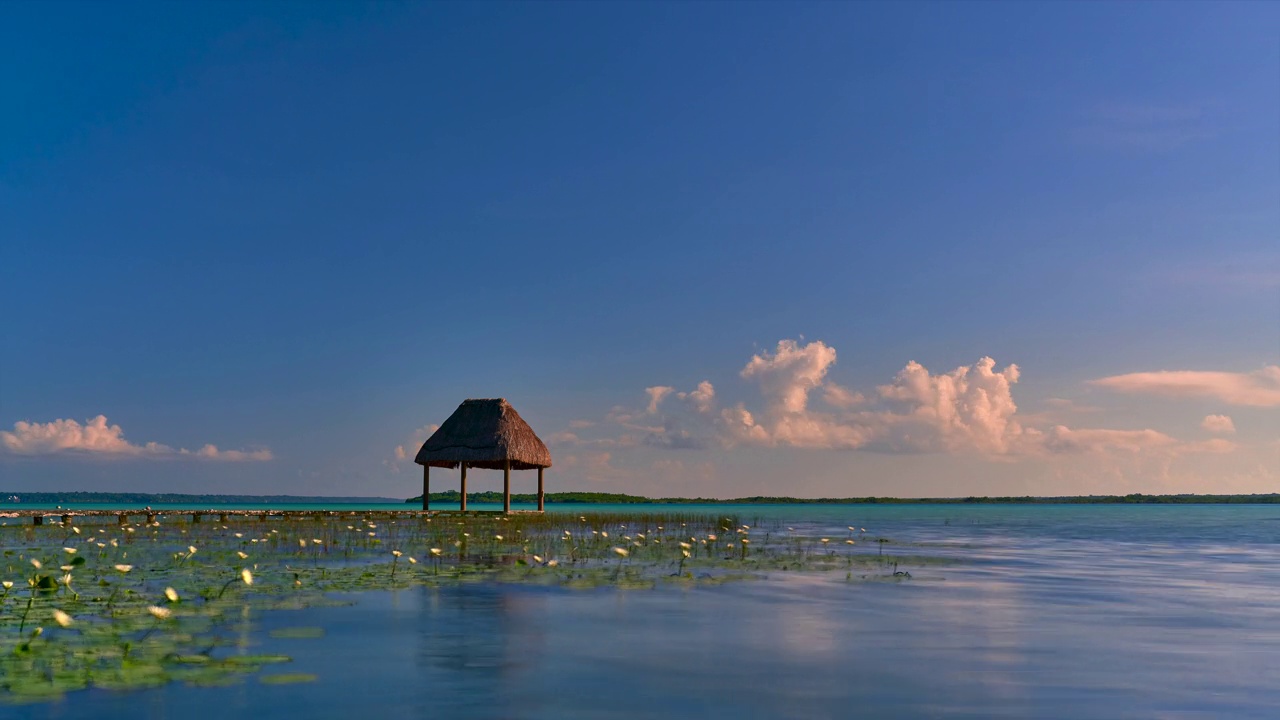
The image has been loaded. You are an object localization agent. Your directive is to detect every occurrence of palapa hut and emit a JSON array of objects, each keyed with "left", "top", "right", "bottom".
[{"left": 414, "top": 398, "right": 552, "bottom": 513}]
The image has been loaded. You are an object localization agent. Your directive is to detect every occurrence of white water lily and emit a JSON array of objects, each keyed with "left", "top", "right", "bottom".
[
  {"left": 52, "top": 610, "right": 73, "bottom": 627},
  {"left": 612, "top": 547, "right": 629, "bottom": 557},
  {"left": 147, "top": 606, "right": 172, "bottom": 620},
  {"left": 430, "top": 548, "right": 442, "bottom": 557},
  {"left": 114, "top": 564, "right": 133, "bottom": 573},
  {"left": 30, "top": 559, "right": 42, "bottom": 570},
  {"left": 62, "top": 547, "right": 77, "bottom": 555},
  {"left": 165, "top": 587, "right": 179, "bottom": 602},
  {"left": 392, "top": 550, "right": 403, "bottom": 558},
  {"left": 237, "top": 551, "right": 248, "bottom": 559},
  {"left": 2, "top": 581, "right": 13, "bottom": 590},
  {"left": 241, "top": 569, "right": 253, "bottom": 585}
]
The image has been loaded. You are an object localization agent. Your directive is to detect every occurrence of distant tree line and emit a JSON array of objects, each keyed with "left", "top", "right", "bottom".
[{"left": 405, "top": 491, "right": 1280, "bottom": 505}]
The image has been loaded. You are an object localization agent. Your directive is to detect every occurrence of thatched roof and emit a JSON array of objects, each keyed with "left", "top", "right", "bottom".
[{"left": 414, "top": 398, "right": 552, "bottom": 470}]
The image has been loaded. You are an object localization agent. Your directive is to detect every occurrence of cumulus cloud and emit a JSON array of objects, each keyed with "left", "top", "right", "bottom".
[
  {"left": 644, "top": 386, "right": 674, "bottom": 414},
  {"left": 876, "top": 357, "right": 1024, "bottom": 454},
  {"left": 822, "top": 383, "right": 865, "bottom": 409},
  {"left": 740, "top": 339, "right": 837, "bottom": 414},
  {"left": 1090, "top": 366, "right": 1280, "bottom": 407},
  {"left": 0, "top": 415, "right": 272, "bottom": 461},
  {"left": 1201, "top": 414, "right": 1236, "bottom": 434},
  {"left": 615, "top": 339, "right": 1225, "bottom": 460},
  {"left": 677, "top": 381, "right": 716, "bottom": 414}
]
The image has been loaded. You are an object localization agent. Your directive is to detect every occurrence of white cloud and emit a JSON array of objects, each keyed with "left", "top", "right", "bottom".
[
  {"left": 822, "top": 383, "right": 865, "bottom": 409},
  {"left": 609, "top": 339, "right": 1228, "bottom": 460},
  {"left": 1090, "top": 366, "right": 1280, "bottom": 407},
  {"left": 191, "top": 444, "right": 273, "bottom": 461},
  {"left": 876, "top": 357, "right": 1024, "bottom": 454},
  {"left": 740, "top": 339, "right": 837, "bottom": 414},
  {"left": 677, "top": 381, "right": 716, "bottom": 414},
  {"left": 1040, "top": 426, "right": 1177, "bottom": 454},
  {"left": 0, "top": 415, "right": 272, "bottom": 461},
  {"left": 1201, "top": 414, "right": 1236, "bottom": 434},
  {"left": 644, "top": 386, "right": 674, "bottom": 414}
]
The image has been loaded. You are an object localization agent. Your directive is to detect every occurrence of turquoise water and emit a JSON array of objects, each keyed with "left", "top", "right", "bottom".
[{"left": 10, "top": 503, "right": 1280, "bottom": 718}]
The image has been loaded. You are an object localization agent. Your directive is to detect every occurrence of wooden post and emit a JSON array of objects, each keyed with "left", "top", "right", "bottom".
[
  {"left": 192, "top": 513, "right": 202, "bottom": 523},
  {"left": 118, "top": 514, "right": 128, "bottom": 526},
  {"left": 219, "top": 513, "right": 229, "bottom": 523},
  {"left": 146, "top": 513, "right": 156, "bottom": 525},
  {"left": 62, "top": 514, "right": 72, "bottom": 526},
  {"left": 537, "top": 467, "right": 544, "bottom": 512},
  {"left": 33, "top": 515, "right": 43, "bottom": 526},
  {"left": 422, "top": 464, "right": 430, "bottom": 511},
  {"left": 460, "top": 463, "right": 468, "bottom": 512},
  {"left": 503, "top": 458, "right": 511, "bottom": 514}
]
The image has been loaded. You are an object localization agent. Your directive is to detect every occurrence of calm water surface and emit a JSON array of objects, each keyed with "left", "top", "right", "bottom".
[{"left": 11, "top": 504, "right": 1280, "bottom": 719}]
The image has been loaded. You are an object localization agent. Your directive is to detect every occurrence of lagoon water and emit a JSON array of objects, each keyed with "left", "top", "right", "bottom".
[{"left": 11, "top": 504, "right": 1280, "bottom": 719}]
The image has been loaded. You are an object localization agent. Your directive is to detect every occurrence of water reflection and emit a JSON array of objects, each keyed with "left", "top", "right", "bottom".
[{"left": 10, "top": 506, "right": 1280, "bottom": 720}]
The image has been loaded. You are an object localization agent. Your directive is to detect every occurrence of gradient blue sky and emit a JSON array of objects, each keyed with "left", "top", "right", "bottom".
[{"left": 3, "top": 1, "right": 1277, "bottom": 498}]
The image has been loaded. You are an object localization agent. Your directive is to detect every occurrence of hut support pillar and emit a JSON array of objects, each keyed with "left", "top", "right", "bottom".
[
  {"left": 503, "top": 459, "right": 511, "bottom": 514},
  {"left": 427, "top": 458, "right": 437, "bottom": 509},
  {"left": 537, "top": 467, "right": 544, "bottom": 512},
  {"left": 460, "top": 464, "right": 467, "bottom": 512}
]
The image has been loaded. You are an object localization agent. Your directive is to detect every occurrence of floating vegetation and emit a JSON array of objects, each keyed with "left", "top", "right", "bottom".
[
  {"left": 0, "top": 511, "right": 942, "bottom": 703},
  {"left": 258, "top": 672, "right": 318, "bottom": 685}
]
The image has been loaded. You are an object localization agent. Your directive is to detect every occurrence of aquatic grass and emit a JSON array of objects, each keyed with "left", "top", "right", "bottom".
[{"left": 0, "top": 510, "right": 938, "bottom": 703}]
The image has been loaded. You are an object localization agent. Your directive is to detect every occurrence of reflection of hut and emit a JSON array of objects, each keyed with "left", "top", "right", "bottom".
[{"left": 414, "top": 398, "right": 552, "bottom": 513}]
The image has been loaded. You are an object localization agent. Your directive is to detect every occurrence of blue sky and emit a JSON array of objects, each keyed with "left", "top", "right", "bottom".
[{"left": 2, "top": 1, "right": 1277, "bottom": 498}]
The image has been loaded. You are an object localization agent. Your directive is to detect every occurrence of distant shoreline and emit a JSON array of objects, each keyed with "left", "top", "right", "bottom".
[
  {"left": 0, "top": 492, "right": 399, "bottom": 505},
  {"left": 404, "top": 490, "right": 1280, "bottom": 505},
  {"left": 5, "top": 491, "right": 1278, "bottom": 507}
]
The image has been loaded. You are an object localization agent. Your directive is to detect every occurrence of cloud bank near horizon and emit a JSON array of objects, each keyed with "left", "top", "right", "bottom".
[
  {"left": 0, "top": 415, "right": 273, "bottom": 461},
  {"left": 555, "top": 339, "right": 1250, "bottom": 460}
]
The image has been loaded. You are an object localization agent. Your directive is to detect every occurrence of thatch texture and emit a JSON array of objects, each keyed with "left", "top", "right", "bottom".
[{"left": 414, "top": 398, "right": 552, "bottom": 470}]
